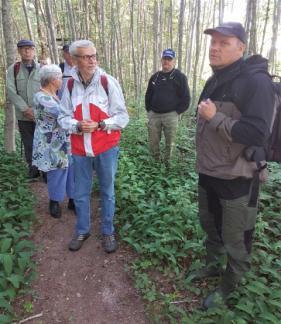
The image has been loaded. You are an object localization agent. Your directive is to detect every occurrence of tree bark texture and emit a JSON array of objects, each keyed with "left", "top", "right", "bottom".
[{"left": 2, "top": 0, "right": 16, "bottom": 152}]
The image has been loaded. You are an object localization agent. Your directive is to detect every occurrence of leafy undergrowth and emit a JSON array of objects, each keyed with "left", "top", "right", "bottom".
[
  {"left": 116, "top": 115, "right": 281, "bottom": 323},
  {"left": 0, "top": 114, "right": 36, "bottom": 323}
]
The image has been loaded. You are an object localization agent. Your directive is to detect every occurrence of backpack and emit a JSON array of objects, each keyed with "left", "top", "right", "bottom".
[
  {"left": 67, "top": 75, "right": 109, "bottom": 97},
  {"left": 267, "top": 75, "right": 281, "bottom": 162}
]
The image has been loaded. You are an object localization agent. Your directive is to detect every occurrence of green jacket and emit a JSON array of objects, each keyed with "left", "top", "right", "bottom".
[{"left": 6, "top": 61, "right": 41, "bottom": 121}]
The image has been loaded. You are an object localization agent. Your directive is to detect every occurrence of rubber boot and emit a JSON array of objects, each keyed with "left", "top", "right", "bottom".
[
  {"left": 188, "top": 264, "right": 223, "bottom": 282},
  {"left": 202, "top": 265, "right": 241, "bottom": 309}
]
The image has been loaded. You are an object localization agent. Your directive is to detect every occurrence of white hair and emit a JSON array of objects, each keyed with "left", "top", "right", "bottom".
[
  {"left": 69, "top": 40, "right": 95, "bottom": 56},
  {"left": 39, "top": 64, "right": 62, "bottom": 87}
]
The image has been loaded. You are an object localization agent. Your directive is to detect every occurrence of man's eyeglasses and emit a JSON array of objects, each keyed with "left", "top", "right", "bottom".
[{"left": 75, "top": 54, "right": 97, "bottom": 61}]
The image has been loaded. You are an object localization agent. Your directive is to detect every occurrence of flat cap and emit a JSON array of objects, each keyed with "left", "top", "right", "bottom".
[{"left": 17, "top": 39, "right": 35, "bottom": 47}]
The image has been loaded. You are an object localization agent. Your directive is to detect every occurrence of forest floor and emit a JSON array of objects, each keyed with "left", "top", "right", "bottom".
[{"left": 15, "top": 180, "right": 150, "bottom": 324}]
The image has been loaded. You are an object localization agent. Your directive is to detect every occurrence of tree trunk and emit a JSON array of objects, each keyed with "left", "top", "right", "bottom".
[
  {"left": 248, "top": 0, "right": 257, "bottom": 54},
  {"left": 45, "top": 0, "right": 59, "bottom": 64},
  {"left": 2, "top": 0, "right": 16, "bottom": 152},
  {"left": 191, "top": 0, "right": 201, "bottom": 110},
  {"left": 260, "top": 0, "right": 270, "bottom": 55},
  {"left": 268, "top": 0, "right": 281, "bottom": 73},
  {"left": 65, "top": 0, "right": 77, "bottom": 40},
  {"left": 177, "top": 0, "right": 186, "bottom": 71},
  {"left": 218, "top": 0, "right": 225, "bottom": 24},
  {"left": 34, "top": 0, "right": 48, "bottom": 60},
  {"left": 38, "top": 0, "right": 54, "bottom": 62},
  {"left": 153, "top": 0, "right": 159, "bottom": 73},
  {"left": 22, "top": 0, "right": 34, "bottom": 41}
]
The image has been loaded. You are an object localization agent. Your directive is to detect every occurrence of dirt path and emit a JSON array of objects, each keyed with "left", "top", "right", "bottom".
[{"left": 20, "top": 181, "right": 149, "bottom": 324}]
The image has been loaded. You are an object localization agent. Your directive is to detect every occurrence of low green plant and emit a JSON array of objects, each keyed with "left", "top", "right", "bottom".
[
  {"left": 116, "top": 115, "right": 281, "bottom": 322},
  {"left": 0, "top": 111, "right": 36, "bottom": 321}
]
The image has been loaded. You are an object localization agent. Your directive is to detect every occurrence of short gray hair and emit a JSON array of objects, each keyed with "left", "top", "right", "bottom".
[
  {"left": 69, "top": 40, "right": 95, "bottom": 56},
  {"left": 39, "top": 64, "right": 62, "bottom": 87}
]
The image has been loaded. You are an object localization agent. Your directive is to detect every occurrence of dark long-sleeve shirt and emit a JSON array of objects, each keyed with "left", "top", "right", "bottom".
[{"left": 145, "top": 68, "right": 190, "bottom": 114}]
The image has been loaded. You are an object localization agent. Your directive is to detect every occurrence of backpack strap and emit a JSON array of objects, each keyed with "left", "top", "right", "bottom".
[
  {"left": 67, "top": 75, "right": 108, "bottom": 98},
  {"left": 59, "top": 62, "right": 65, "bottom": 73},
  {"left": 14, "top": 62, "right": 21, "bottom": 94},
  {"left": 100, "top": 74, "right": 109, "bottom": 96},
  {"left": 67, "top": 77, "right": 74, "bottom": 97}
]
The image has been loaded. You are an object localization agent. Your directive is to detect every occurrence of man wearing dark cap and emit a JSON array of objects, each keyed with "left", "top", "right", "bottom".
[
  {"left": 145, "top": 48, "right": 190, "bottom": 165},
  {"left": 58, "top": 44, "right": 74, "bottom": 99},
  {"left": 6, "top": 39, "right": 41, "bottom": 178},
  {"left": 191, "top": 22, "right": 274, "bottom": 308}
]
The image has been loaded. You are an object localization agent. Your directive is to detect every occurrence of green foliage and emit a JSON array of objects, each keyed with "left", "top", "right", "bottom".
[
  {"left": 0, "top": 112, "right": 36, "bottom": 320},
  {"left": 116, "top": 116, "right": 281, "bottom": 322}
]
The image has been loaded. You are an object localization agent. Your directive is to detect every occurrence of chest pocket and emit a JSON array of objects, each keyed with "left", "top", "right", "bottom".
[{"left": 215, "top": 101, "right": 241, "bottom": 119}]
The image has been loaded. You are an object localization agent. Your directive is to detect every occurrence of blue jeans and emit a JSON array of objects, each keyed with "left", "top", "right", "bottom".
[{"left": 72, "top": 146, "right": 119, "bottom": 236}]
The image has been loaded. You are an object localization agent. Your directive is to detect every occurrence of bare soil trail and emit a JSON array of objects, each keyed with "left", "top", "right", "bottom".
[{"left": 18, "top": 181, "right": 150, "bottom": 324}]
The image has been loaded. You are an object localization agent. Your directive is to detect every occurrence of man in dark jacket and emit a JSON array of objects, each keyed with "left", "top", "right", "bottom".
[
  {"left": 145, "top": 49, "right": 190, "bottom": 164},
  {"left": 193, "top": 22, "right": 274, "bottom": 309}
]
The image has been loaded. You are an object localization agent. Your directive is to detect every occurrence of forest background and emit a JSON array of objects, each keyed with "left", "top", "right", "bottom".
[
  {"left": 0, "top": 0, "right": 281, "bottom": 323},
  {"left": 1, "top": 0, "right": 281, "bottom": 150}
]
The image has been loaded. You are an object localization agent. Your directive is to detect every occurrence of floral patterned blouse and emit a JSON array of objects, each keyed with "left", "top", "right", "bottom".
[{"left": 32, "top": 91, "right": 70, "bottom": 172}]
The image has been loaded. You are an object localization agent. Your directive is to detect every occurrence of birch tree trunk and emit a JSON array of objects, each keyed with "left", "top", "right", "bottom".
[
  {"left": 2, "top": 0, "right": 16, "bottom": 152},
  {"left": 260, "top": 0, "right": 270, "bottom": 54},
  {"left": 191, "top": 0, "right": 201, "bottom": 110},
  {"left": 177, "top": 0, "right": 186, "bottom": 71},
  {"left": 218, "top": 0, "right": 225, "bottom": 24},
  {"left": 22, "top": 0, "right": 34, "bottom": 41},
  {"left": 34, "top": 0, "right": 48, "bottom": 60},
  {"left": 248, "top": 0, "right": 257, "bottom": 54},
  {"left": 65, "top": 0, "right": 77, "bottom": 40},
  {"left": 45, "top": 0, "right": 59, "bottom": 63},
  {"left": 39, "top": 0, "right": 54, "bottom": 62},
  {"left": 268, "top": 0, "right": 281, "bottom": 73},
  {"left": 153, "top": 0, "right": 159, "bottom": 73}
]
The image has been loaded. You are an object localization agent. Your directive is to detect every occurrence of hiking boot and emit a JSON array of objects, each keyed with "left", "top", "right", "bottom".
[
  {"left": 188, "top": 266, "right": 222, "bottom": 282},
  {"left": 67, "top": 199, "right": 76, "bottom": 213},
  {"left": 28, "top": 166, "right": 40, "bottom": 179},
  {"left": 49, "top": 200, "right": 61, "bottom": 218},
  {"left": 202, "top": 289, "right": 225, "bottom": 310},
  {"left": 68, "top": 233, "right": 90, "bottom": 251},
  {"left": 102, "top": 234, "right": 118, "bottom": 253}
]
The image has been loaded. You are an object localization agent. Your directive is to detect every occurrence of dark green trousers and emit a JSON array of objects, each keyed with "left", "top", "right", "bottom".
[{"left": 198, "top": 185, "right": 257, "bottom": 280}]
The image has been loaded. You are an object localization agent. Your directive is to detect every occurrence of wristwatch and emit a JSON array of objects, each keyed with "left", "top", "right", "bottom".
[{"left": 98, "top": 120, "right": 106, "bottom": 130}]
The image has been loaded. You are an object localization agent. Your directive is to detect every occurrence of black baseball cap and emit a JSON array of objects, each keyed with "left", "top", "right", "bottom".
[
  {"left": 204, "top": 22, "right": 246, "bottom": 44},
  {"left": 17, "top": 39, "right": 35, "bottom": 48}
]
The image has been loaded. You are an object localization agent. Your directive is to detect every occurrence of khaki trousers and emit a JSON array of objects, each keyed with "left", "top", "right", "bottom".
[{"left": 147, "top": 110, "right": 179, "bottom": 162}]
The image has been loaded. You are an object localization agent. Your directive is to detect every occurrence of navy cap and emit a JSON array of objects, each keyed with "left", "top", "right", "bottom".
[
  {"left": 204, "top": 22, "right": 246, "bottom": 44},
  {"left": 162, "top": 48, "right": 176, "bottom": 59},
  {"left": 62, "top": 44, "right": 70, "bottom": 52},
  {"left": 17, "top": 39, "right": 35, "bottom": 48}
]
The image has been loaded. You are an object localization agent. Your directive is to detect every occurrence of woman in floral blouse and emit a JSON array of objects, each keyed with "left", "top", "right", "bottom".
[{"left": 32, "top": 64, "right": 75, "bottom": 218}]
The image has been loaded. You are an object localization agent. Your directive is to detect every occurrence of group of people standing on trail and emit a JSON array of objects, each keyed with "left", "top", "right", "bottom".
[{"left": 6, "top": 21, "right": 276, "bottom": 309}]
